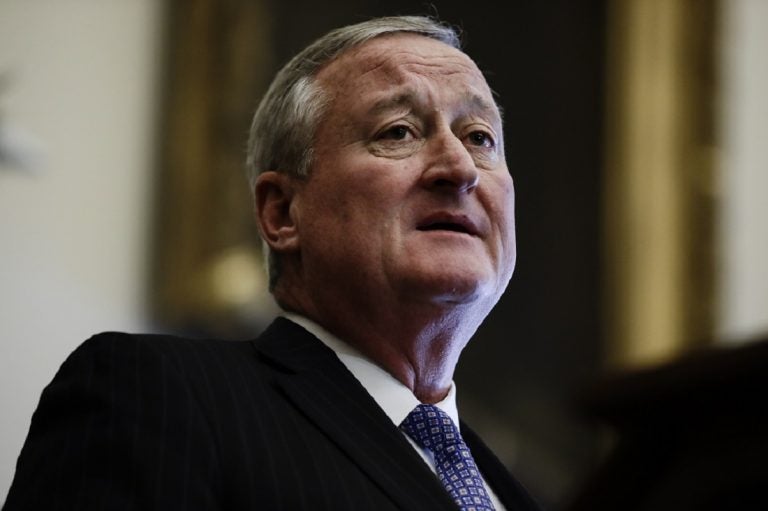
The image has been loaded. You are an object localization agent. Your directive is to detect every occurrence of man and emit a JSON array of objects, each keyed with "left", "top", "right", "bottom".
[{"left": 4, "top": 16, "right": 539, "bottom": 511}]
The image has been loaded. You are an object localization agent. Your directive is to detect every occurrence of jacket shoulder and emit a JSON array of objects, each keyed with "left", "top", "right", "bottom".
[
  {"left": 64, "top": 331, "right": 259, "bottom": 375},
  {"left": 5, "top": 332, "right": 259, "bottom": 509}
]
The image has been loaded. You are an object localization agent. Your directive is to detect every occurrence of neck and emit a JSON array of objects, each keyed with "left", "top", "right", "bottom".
[
  {"left": 370, "top": 312, "right": 472, "bottom": 402},
  {"left": 277, "top": 282, "right": 488, "bottom": 404}
]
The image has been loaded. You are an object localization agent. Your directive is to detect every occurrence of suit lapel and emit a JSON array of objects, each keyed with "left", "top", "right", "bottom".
[
  {"left": 462, "top": 421, "right": 542, "bottom": 511},
  {"left": 253, "top": 318, "right": 457, "bottom": 511}
]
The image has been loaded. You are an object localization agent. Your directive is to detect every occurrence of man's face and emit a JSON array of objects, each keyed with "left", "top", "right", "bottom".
[{"left": 292, "top": 33, "right": 516, "bottom": 312}]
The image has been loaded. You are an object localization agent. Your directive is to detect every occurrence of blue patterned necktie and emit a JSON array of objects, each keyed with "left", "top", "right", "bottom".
[{"left": 400, "top": 404, "right": 496, "bottom": 511}]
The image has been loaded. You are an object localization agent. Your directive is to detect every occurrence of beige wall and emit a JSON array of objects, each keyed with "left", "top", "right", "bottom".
[
  {"left": 0, "top": 0, "right": 163, "bottom": 497},
  {"left": 718, "top": 0, "right": 768, "bottom": 343}
]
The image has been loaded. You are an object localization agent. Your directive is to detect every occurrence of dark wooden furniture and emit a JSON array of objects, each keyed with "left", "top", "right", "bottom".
[{"left": 568, "top": 338, "right": 768, "bottom": 510}]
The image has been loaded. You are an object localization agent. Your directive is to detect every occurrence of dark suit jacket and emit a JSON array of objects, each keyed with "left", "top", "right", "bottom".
[{"left": 4, "top": 318, "right": 540, "bottom": 510}]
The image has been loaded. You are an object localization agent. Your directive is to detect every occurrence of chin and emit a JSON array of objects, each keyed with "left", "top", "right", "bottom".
[
  {"left": 393, "top": 253, "right": 501, "bottom": 304},
  {"left": 416, "top": 272, "right": 493, "bottom": 306}
]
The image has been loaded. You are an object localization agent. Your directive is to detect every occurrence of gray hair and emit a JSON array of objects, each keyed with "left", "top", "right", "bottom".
[{"left": 246, "top": 16, "right": 461, "bottom": 289}]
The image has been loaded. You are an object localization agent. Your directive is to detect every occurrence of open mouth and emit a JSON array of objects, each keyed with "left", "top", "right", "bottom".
[
  {"left": 416, "top": 214, "right": 479, "bottom": 236},
  {"left": 418, "top": 222, "right": 471, "bottom": 234}
]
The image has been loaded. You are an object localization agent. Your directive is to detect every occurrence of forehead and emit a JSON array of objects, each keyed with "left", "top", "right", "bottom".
[{"left": 315, "top": 33, "right": 496, "bottom": 110}]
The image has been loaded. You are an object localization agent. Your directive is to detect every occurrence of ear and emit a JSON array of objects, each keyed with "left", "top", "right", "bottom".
[{"left": 254, "top": 171, "right": 301, "bottom": 254}]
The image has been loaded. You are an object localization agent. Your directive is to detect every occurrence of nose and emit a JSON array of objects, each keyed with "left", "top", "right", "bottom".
[{"left": 420, "top": 129, "right": 479, "bottom": 194}]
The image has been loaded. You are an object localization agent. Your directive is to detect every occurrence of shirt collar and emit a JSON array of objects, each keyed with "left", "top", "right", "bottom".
[{"left": 281, "top": 312, "right": 460, "bottom": 429}]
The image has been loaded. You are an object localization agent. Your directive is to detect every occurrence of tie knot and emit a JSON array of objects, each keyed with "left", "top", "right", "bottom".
[{"left": 399, "top": 404, "right": 462, "bottom": 454}]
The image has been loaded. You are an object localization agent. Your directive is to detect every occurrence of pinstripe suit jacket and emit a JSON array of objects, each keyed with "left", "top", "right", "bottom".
[{"left": 4, "top": 318, "right": 540, "bottom": 510}]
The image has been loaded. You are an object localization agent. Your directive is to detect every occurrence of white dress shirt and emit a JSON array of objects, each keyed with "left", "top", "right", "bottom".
[{"left": 282, "top": 313, "right": 506, "bottom": 510}]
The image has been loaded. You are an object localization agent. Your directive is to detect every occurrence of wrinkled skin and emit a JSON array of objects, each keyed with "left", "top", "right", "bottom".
[{"left": 256, "top": 33, "right": 516, "bottom": 402}]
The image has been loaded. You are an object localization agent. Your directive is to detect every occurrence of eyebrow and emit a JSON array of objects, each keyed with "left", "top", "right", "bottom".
[
  {"left": 367, "top": 92, "right": 418, "bottom": 116},
  {"left": 367, "top": 90, "right": 502, "bottom": 123},
  {"left": 467, "top": 93, "right": 502, "bottom": 123}
]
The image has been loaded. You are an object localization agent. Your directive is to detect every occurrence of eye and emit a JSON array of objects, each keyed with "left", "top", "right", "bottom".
[
  {"left": 466, "top": 130, "right": 495, "bottom": 149},
  {"left": 377, "top": 124, "right": 414, "bottom": 141}
]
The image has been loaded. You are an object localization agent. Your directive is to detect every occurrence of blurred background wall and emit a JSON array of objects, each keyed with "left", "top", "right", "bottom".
[
  {"left": 0, "top": 0, "right": 163, "bottom": 499},
  {"left": 1, "top": 0, "right": 766, "bottom": 508},
  {"left": 718, "top": 0, "right": 768, "bottom": 343}
]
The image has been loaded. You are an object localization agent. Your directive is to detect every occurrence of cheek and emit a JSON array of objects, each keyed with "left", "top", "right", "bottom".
[
  {"left": 344, "top": 172, "right": 413, "bottom": 215},
  {"left": 307, "top": 151, "right": 417, "bottom": 229},
  {"left": 487, "top": 174, "right": 515, "bottom": 219},
  {"left": 303, "top": 180, "right": 388, "bottom": 247},
  {"left": 502, "top": 191, "right": 516, "bottom": 234}
]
